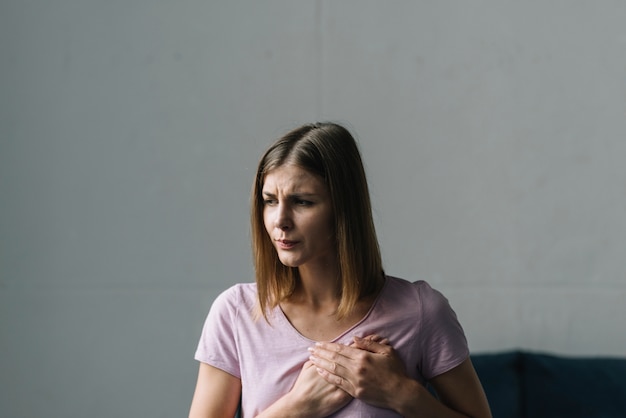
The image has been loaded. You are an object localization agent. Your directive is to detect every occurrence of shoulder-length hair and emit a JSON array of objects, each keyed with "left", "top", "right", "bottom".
[{"left": 251, "top": 122, "right": 384, "bottom": 321}]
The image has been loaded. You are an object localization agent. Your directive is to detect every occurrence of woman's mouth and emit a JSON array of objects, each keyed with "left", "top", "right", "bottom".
[{"left": 276, "top": 239, "right": 298, "bottom": 249}]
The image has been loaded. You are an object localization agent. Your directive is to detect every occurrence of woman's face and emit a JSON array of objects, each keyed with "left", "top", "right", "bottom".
[{"left": 262, "top": 164, "right": 335, "bottom": 271}]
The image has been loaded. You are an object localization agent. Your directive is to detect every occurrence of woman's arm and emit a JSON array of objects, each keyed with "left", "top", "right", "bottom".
[
  {"left": 425, "top": 358, "right": 491, "bottom": 418},
  {"left": 310, "top": 337, "right": 491, "bottom": 418},
  {"left": 392, "top": 358, "right": 491, "bottom": 418},
  {"left": 188, "top": 363, "right": 242, "bottom": 418}
]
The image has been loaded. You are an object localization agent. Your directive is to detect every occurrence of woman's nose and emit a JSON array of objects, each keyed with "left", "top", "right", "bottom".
[{"left": 275, "top": 204, "right": 292, "bottom": 230}]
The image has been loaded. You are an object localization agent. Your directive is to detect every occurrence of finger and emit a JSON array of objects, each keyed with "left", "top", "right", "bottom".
[
  {"left": 313, "top": 364, "right": 354, "bottom": 395},
  {"left": 312, "top": 342, "right": 362, "bottom": 361},
  {"left": 352, "top": 336, "right": 392, "bottom": 353},
  {"left": 309, "top": 353, "right": 345, "bottom": 377},
  {"left": 348, "top": 335, "right": 389, "bottom": 349},
  {"left": 363, "top": 334, "right": 390, "bottom": 345}
]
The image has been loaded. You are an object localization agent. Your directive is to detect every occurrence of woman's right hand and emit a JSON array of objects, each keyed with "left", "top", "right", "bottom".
[{"left": 257, "top": 360, "right": 352, "bottom": 418}]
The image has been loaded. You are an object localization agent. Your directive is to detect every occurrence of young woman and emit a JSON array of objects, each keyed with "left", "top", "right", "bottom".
[{"left": 189, "top": 123, "right": 491, "bottom": 418}]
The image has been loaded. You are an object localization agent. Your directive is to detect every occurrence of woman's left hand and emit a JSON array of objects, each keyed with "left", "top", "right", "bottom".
[{"left": 308, "top": 335, "right": 409, "bottom": 410}]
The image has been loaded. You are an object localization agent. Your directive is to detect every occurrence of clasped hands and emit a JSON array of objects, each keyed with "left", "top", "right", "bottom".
[{"left": 304, "top": 334, "right": 409, "bottom": 412}]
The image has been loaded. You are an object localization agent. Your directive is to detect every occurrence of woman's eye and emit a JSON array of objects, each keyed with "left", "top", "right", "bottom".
[
  {"left": 263, "top": 199, "right": 277, "bottom": 205},
  {"left": 295, "top": 199, "right": 313, "bottom": 206}
]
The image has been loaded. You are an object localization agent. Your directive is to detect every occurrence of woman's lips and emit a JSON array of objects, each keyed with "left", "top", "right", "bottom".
[{"left": 276, "top": 239, "right": 298, "bottom": 249}]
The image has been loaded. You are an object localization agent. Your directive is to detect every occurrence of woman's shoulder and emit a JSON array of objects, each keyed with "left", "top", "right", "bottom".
[
  {"left": 383, "top": 276, "right": 451, "bottom": 310},
  {"left": 384, "top": 275, "right": 439, "bottom": 295},
  {"left": 221, "top": 281, "right": 257, "bottom": 296},
  {"left": 211, "top": 282, "right": 258, "bottom": 311}
]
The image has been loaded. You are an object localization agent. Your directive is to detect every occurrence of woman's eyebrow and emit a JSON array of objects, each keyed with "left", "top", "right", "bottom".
[
  {"left": 262, "top": 191, "right": 317, "bottom": 198},
  {"left": 290, "top": 192, "right": 317, "bottom": 198}
]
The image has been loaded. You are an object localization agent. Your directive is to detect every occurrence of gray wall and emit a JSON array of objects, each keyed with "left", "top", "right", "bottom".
[{"left": 1, "top": 1, "right": 625, "bottom": 417}]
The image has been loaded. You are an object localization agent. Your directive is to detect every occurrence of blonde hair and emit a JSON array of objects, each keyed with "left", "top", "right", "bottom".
[{"left": 251, "top": 123, "right": 384, "bottom": 321}]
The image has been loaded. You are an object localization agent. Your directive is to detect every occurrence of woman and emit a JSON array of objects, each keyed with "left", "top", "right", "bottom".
[{"left": 189, "top": 123, "right": 491, "bottom": 417}]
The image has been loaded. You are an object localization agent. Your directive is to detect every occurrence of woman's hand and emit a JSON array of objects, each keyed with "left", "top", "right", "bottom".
[
  {"left": 290, "top": 360, "right": 353, "bottom": 415},
  {"left": 257, "top": 360, "right": 352, "bottom": 418},
  {"left": 310, "top": 336, "right": 493, "bottom": 418},
  {"left": 308, "top": 335, "right": 410, "bottom": 411}
]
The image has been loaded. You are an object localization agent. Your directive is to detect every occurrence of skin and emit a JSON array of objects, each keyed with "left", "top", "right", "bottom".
[
  {"left": 189, "top": 164, "right": 492, "bottom": 418},
  {"left": 261, "top": 164, "right": 337, "bottom": 280}
]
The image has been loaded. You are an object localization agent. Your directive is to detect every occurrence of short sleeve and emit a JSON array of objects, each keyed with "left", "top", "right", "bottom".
[
  {"left": 415, "top": 281, "right": 469, "bottom": 380},
  {"left": 194, "top": 285, "right": 242, "bottom": 378}
]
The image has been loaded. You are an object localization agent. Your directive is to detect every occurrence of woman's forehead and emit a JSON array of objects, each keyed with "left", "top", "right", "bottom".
[{"left": 263, "top": 165, "right": 324, "bottom": 188}]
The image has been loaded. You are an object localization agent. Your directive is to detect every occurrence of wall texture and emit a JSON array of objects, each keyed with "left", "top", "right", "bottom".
[{"left": 1, "top": 1, "right": 625, "bottom": 417}]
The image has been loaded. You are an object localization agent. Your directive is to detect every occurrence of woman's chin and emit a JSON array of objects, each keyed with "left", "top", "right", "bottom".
[{"left": 277, "top": 256, "right": 301, "bottom": 268}]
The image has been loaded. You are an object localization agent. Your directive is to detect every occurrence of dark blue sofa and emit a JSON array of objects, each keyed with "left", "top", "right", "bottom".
[{"left": 471, "top": 351, "right": 626, "bottom": 418}]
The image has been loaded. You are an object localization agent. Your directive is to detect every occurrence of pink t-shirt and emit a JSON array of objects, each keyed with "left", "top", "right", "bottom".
[{"left": 195, "top": 276, "right": 469, "bottom": 417}]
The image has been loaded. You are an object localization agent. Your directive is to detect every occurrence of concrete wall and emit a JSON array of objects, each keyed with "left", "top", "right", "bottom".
[{"left": 1, "top": 1, "right": 625, "bottom": 416}]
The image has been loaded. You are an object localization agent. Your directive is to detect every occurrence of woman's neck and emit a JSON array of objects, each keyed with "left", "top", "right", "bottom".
[{"left": 292, "top": 262, "right": 341, "bottom": 310}]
